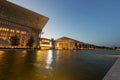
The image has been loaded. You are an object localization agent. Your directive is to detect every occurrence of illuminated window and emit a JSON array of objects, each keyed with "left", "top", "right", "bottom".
[
  {"left": 0, "top": 27, "right": 2, "bottom": 30},
  {"left": 16, "top": 30, "right": 20, "bottom": 33},
  {"left": 6, "top": 28, "right": 9, "bottom": 31},
  {"left": 10, "top": 29, "right": 12, "bottom": 32}
]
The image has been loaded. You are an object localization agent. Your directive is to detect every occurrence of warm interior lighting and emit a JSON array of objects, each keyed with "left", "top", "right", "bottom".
[{"left": 16, "top": 30, "right": 20, "bottom": 33}]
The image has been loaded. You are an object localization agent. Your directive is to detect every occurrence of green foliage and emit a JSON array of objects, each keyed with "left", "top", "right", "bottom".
[
  {"left": 10, "top": 35, "right": 20, "bottom": 46},
  {"left": 26, "top": 36, "right": 35, "bottom": 48},
  {"left": 75, "top": 42, "right": 78, "bottom": 49}
]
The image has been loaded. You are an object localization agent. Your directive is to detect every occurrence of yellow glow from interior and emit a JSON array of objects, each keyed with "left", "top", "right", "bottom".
[
  {"left": 16, "top": 30, "right": 20, "bottom": 33},
  {"left": 21, "top": 31, "right": 26, "bottom": 34},
  {"left": 41, "top": 44, "right": 50, "bottom": 46},
  {"left": 42, "top": 40, "right": 50, "bottom": 42}
]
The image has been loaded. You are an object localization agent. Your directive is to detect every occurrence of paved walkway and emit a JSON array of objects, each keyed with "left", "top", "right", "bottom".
[{"left": 103, "top": 58, "right": 120, "bottom": 80}]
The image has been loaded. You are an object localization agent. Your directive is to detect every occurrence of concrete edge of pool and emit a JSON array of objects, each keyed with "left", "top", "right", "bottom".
[{"left": 103, "top": 58, "right": 120, "bottom": 80}]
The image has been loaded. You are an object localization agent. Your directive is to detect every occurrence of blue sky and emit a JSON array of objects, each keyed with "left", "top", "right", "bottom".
[{"left": 9, "top": 0, "right": 120, "bottom": 47}]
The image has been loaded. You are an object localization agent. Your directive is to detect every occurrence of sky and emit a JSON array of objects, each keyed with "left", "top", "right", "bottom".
[{"left": 9, "top": 0, "right": 120, "bottom": 47}]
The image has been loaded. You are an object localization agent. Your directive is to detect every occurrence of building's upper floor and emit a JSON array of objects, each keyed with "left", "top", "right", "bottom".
[{"left": 0, "top": 0, "right": 49, "bottom": 32}]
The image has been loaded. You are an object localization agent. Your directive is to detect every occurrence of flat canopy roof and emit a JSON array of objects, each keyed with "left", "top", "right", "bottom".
[{"left": 0, "top": 0, "right": 49, "bottom": 31}]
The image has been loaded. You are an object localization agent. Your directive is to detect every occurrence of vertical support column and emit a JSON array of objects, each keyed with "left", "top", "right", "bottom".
[
  {"left": 50, "top": 38, "right": 55, "bottom": 50},
  {"left": 38, "top": 31, "right": 44, "bottom": 49},
  {"left": 35, "top": 32, "right": 39, "bottom": 48},
  {"left": 39, "top": 32, "right": 41, "bottom": 49}
]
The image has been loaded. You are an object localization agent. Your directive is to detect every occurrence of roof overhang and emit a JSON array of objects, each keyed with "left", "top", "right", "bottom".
[{"left": 0, "top": 0, "right": 49, "bottom": 32}]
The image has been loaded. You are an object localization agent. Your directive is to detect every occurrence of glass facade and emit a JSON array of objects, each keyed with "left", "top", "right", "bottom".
[
  {"left": 0, "top": 1, "right": 49, "bottom": 48},
  {"left": 40, "top": 38, "right": 50, "bottom": 50},
  {"left": 0, "top": 18, "right": 32, "bottom": 48}
]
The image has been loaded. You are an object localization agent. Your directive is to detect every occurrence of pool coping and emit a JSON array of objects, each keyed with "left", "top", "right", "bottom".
[{"left": 102, "top": 58, "right": 120, "bottom": 80}]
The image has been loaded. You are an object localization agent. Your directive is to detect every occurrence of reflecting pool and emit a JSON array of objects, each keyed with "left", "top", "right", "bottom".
[{"left": 0, "top": 50, "right": 119, "bottom": 80}]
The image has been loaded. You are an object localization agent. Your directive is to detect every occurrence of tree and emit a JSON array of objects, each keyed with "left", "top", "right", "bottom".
[
  {"left": 26, "top": 36, "right": 35, "bottom": 48},
  {"left": 75, "top": 42, "right": 78, "bottom": 50},
  {"left": 79, "top": 44, "right": 81, "bottom": 49},
  {"left": 10, "top": 35, "right": 20, "bottom": 47}
]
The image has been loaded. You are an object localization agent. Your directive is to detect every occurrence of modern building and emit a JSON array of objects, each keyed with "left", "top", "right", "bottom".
[
  {"left": 0, "top": 0, "right": 49, "bottom": 48},
  {"left": 55, "top": 37, "right": 82, "bottom": 50},
  {"left": 38, "top": 37, "right": 112, "bottom": 50},
  {"left": 55, "top": 37, "right": 99, "bottom": 50},
  {"left": 40, "top": 38, "right": 51, "bottom": 50},
  {"left": 39, "top": 38, "right": 55, "bottom": 50}
]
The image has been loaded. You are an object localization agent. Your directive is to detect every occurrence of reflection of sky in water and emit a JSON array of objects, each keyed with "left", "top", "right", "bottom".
[{"left": 46, "top": 50, "right": 53, "bottom": 69}]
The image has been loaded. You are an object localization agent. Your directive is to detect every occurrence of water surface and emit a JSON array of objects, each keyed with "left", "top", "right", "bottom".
[{"left": 0, "top": 50, "right": 118, "bottom": 80}]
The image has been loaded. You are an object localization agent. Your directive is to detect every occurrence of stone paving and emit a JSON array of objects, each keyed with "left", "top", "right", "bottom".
[{"left": 103, "top": 58, "right": 120, "bottom": 80}]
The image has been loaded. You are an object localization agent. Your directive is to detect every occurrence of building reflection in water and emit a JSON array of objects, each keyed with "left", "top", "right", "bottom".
[
  {"left": 56, "top": 50, "right": 59, "bottom": 62},
  {"left": 35, "top": 50, "right": 48, "bottom": 68},
  {"left": 46, "top": 50, "right": 53, "bottom": 69},
  {"left": 21, "top": 50, "right": 27, "bottom": 57},
  {"left": 45, "top": 50, "right": 60, "bottom": 69},
  {"left": 0, "top": 50, "right": 117, "bottom": 80},
  {"left": 58, "top": 50, "right": 76, "bottom": 65},
  {"left": 0, "top": 50, "right": 4, "bottom": 61},
  {"left": 36, "top": 50, "right": 42, "bottom": 62}
]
